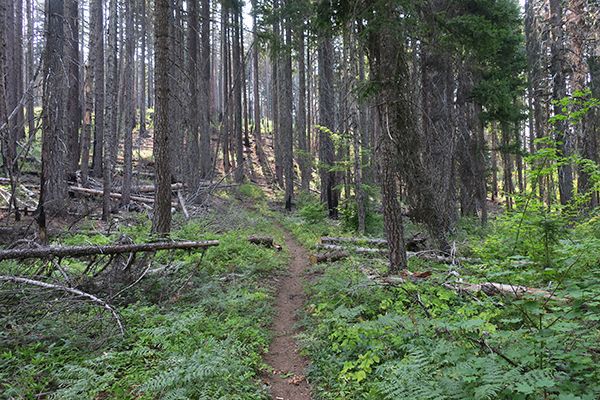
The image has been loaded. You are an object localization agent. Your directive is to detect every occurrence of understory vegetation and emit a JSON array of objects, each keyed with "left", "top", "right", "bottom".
[
  {"left": 287, "top": 194, "right": 600, "bottom": 400},
  {"left": 2, "top": 184, "right": 600, "bottom": 399},
  {"left": 0, "top": 192, "right": 284, "bottom": 399}
]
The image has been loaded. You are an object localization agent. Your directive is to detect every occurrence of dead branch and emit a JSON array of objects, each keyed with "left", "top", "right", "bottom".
[
  {"left": 0, "top": 240, "right": 220, "bottom": 261},
  {"left": 0, "top": 275, "right": 125, "bottom": 338}
]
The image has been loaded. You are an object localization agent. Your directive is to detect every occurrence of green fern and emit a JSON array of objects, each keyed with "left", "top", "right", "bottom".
[
  {"left": 136, "top": 337, "right": 250, "bottom": 399},
  {"left": 52, "top": 364, "right": 115, "bottom": 400}
]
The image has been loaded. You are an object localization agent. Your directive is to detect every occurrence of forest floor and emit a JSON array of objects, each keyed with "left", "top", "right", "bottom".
[{"left": 261, "top": 226, "right": 314, "bottom": 400}]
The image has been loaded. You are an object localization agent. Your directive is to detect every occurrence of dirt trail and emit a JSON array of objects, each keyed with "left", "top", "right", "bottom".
[{"left": 261, "top": 229, "right": 313, "bottom": 400}]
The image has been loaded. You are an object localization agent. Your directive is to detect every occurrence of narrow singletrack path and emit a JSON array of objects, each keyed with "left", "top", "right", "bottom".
[{"left": 261, "top": 228, "right": 313, "bottom": 400}]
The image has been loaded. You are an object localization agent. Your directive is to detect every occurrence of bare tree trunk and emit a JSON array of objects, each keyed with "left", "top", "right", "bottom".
[
  {"left": 252, "top": 5, "right": 265, "bottom": 170},
  {"left": 40, "top": 0, "right": 67, "bottom": 221},
  {"left": 25, "top": 0, "right": 35, "bottom": 139},
  {"left": 186, "top": 0, "right": 201, "bottom": 199},
  {"left": 152, "top": 0, "right": 172, "bottom": 236},
  {"left": 199, "top": 0, "right": 211, "bottom": 179},
  {"left": 81, "top": 63, "right": 92, "bottom": 187},
  {"left": 369, "top": 22, "right": 408, "bottom": 273},
  {"left": 91, "top": 0, "right": 104, "bottom": 178},
  {"left": 121, "top": 0, "right": 134, "bottom": 208},
  {"left": 282, "top": 12, "right": 294, "bottom": 210},
  {"left": 550, "top": 0, "right": 573, "bottom": 206},
  {"left": 233, "top": 8, "right": 244, "bottom": 182},
  {"left": 139, "top": 0, "right": 147, "bottom": 137},
  {"left": 65, "top": 0, "right": 80, "bottom": 182},
  {"left": 272, "top": 0, "right": 283, "bottom": 186},
  {"left": 221, "top": 7, "right": 232, "bottom": 174},
  {"left": 297, "top": 28, "right": 309, "bottom": 193},
  {"left": 318, "top": 34, "right": 338, "bottom": 218},
  {"left": 169, "top": 1, "right": 185, "bottom": 184}
]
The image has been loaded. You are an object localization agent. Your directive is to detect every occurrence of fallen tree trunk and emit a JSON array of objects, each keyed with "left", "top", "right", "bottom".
[
  {"left": 318, "top": 236, "right": 388, "bottom": 246},
  {"left": 248, "top": 235, "right": 282, "bottom": 250},
  {"left": 309, "top": 251, "right": 349, "bottom": 263},
  {"left": 69, "top": 186, "right": 178, "bottom": 206},
  {"left": 316, "top": 243, "right": 344, "bottom": 251},
  {"left": 319, "top": 235, "right": 427, "bottom": 250},
  {"left": 0, "top": 240, "right": 220, "bottom": 261},
  {"left": 445, "top": 282, "right": 559, "bottom": 300}
]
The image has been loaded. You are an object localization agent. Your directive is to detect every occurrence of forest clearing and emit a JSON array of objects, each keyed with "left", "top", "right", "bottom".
[{"left": 2, "top": 0, "right": 600, "bottom": 398}]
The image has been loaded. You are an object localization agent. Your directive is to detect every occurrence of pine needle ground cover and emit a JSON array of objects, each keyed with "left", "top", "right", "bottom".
[
  {"left": 0, "top": 202, "right": 286, "bottom": 399},
  {"left": 288, "top": 205, "right": 600, "bottom": 400}
]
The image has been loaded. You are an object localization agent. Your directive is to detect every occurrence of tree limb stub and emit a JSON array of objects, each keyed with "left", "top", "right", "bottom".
[{"left": 0, "top": 240, "right": 220, "bottom": 261}]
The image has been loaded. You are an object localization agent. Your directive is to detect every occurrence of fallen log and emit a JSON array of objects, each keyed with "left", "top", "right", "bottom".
[
  {"left": 0, "top": 240, "right": 220, "bottom": 261},
  {"left": 309, "top": 251, "right": 349, "bottom": 263},
  {"left": 318, "top": 235, "right": 427, "bottom": 250},
  {"left": 248, "top": 235, "right": 282, "bottom": 250},
  {"left": 316, "top": 243, "right": 344, "bottom": 251},
  {"left": 446, "top": 282, "right": 559, "bottom": 300},
  {"left": 69, "top": 186, "right": 178, "bottom": 206},
  {"left": 131, "top": 182, "right": 184, "bottom": 193},
  {"left": 318, "top": 236, "right": 388, "bottom": 246}
]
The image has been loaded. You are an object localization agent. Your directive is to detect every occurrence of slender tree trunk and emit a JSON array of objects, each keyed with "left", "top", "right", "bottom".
[
  {"left": 152, "top": 0, "right": 172, "bottom": 236},
  {"left": 297, "top": 28, "right": 309, "bottom": 193},
  {"left": 25, "top": 0, "right": 35, "bottom": 139},
  {"left": 221, "top": 7, "right": 232, "bottom": 174},
  {"left": 186, "top": 0, "right": 201, "bottom": 199},
  {"left": 103, "top": 0, "right": 118, "bottom": 220},
  {"left": 318, "top": 34, "right": 338, "bottom": 218},
  {"left": 252, "top": 6, "right": 265, "bottom": 170},
  {"left": 91, "top": 0, "right": 104, "bottom": 178},
  {"left": 272, "top": 0, "right": 283, "bottom": 186},
  {"left": 121, "top": 0, "right": 134, "bottom": 208},
  {"left": 369, "top": 22, "right": 408, "bottom": 273},
  {"left": 65, "top": 0, "right": 80, "bottom": 182},
  {"left": 199, "top": 0, "right": 211, "bottom": 179},
  {"left": 233, "top": 9, "right": 244, "bottom": 182},
  {"left": 550, "top": 0, "right": 573, "bottom": 206},
  {"left": 282, "top": 13, "right": 294, "bottom": 210},
  {"left": 81, "top": 63, "right": 93, "bottom": 187},
  {"left": 139, "top": 0, "right": 147, "bottom": 138},
  {"left": 40, "top": 0, "right": 67, "bottom": 220}
]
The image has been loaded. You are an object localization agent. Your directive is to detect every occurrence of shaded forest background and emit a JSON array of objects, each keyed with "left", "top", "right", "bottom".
[{"left": 1, "top": 0, "right": 600, "bottom": 265}]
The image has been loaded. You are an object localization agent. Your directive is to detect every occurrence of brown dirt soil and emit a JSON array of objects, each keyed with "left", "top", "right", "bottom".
[{"left": 261, "top": 228, "right": 314, "bottom": 400}]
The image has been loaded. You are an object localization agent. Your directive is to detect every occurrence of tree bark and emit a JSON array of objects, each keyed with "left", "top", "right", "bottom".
[
  {"left": 0, "top": 240, "right": 219, "bottom": 261},
  {"left": 233, "top": 8, "right": 244, "bottom": 183},
  {"left": 550, "top": 0, "right": 573, "bottom": 206},
  {"left": 252, "top": 5, "right": 265, "bottom": 172},
  {"left": 65, "top": 0, "right": 80, "bottom": 182},
  {"left": 103, "top": 0, "right": 118, "bottom": 221},
  {"left": 152, "top": 0, "right": 172, "bottom": 236},
  {"left": 297, "top": 28, "right": 309, "bottom": 193},
  {"left": 40, "top": 0, "right": 67, "bottom": 219},
  {"left": 139, "top": 0, "right": 147, "bottom": 138},
  {"left": 91, "top": 0, "right": 104, "bottom": 178},
  {"left": 282, "top": 13, "right": 294, "bottom": 210},
  {"left": 121, "top": 0, "right": 134, "bottom": 208},
  {"left": 186, "top": 0, "right": 201, "bottom": 199},
  {"left": 199, "top": 0, "right": 212, "bottom": 179},
  {"left": 318, "top": 34, "right": 338, "bottom": 218}
]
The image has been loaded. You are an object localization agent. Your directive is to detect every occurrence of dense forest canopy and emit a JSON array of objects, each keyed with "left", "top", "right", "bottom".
[{"left": 1, "top": 0, "right": 599, "bottom": 240}]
